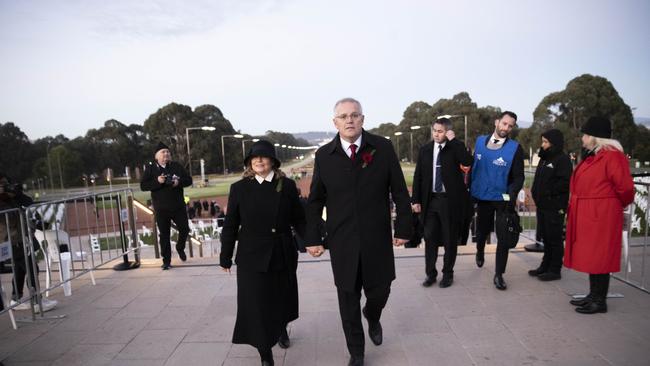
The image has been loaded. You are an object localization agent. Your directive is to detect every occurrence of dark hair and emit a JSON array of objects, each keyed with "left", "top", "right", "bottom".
[
  {"left": 499, "top": 111, "right": 517, "bottom": 122},
  {"left": 433, "top": 118, "right": 453, "bottom": 130}
]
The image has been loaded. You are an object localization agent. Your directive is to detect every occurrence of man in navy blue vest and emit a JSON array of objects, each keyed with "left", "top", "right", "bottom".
[{"left": 470, "top": 111, "right": 524, "bottom": 290}]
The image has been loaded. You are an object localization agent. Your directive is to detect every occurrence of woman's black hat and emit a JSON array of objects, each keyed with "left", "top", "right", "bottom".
[
  {"left": 244, "top": 140, "right": 281, "bottom": 168},
  {"left": 581, "top": 117, "right": 612, "bottom": 139}
]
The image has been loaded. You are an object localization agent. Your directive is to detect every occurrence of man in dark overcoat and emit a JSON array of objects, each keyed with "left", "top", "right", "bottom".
[
  {"left": 412, "top": 117, "right": 473, "bottom": 288},
  {"left": 305, "top": 98, "right": 412, "bottom": 366},
  {"left": 140, "top": 142, "right": 192, "bottom": 269}
]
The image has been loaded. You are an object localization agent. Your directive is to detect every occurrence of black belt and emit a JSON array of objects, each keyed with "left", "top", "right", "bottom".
[{"left": 430, "top": 192, "right": 448, "bottom": 198}]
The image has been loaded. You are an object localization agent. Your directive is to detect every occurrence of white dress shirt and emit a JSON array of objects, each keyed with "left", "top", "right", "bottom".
[
  {"left": 255, "top": 170, "right": 274, "bottom": 184},
  {"left": 490, "top": 133, "right": 506, "bottom": 145},
  {"left": 340, "top": 135, "right": 362, "bottom": 158}
]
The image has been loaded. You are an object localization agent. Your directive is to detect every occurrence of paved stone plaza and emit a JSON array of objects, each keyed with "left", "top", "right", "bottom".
[{"left": 1, "top": 247, "right": 649, "bottom": 366}]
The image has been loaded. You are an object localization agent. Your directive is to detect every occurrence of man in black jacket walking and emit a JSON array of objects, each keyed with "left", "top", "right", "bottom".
[
  {"left": 412, "top": 118, "right": 473, "bottom": 288},
  {"left": 528, "top": 129, "right": 572, "bottom": 281},
  {"left": 140, "top": 142, "right": 192, "bottom": 269},
  {"left": 306, "top": 98, "right": 412, "bottom": 366}
]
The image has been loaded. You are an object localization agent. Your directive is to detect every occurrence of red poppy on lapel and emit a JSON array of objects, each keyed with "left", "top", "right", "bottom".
[{"left": 362, "top": 149, "right": 376, "bottom": 168}]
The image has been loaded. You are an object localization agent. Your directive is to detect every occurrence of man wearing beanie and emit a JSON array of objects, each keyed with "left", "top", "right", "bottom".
[
  {"left": 470, "top": 111, "right": 525, "bottom": 290},
  {"left": 528, "top": 129, "right": 572, "bottom": 281},
  {"left": 141, "top": 142, "right": 193, "bottom": 270}
]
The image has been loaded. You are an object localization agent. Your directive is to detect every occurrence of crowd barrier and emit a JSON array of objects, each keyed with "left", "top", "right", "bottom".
[{"left": 0, "top": 188, "right": 141, "bottom": 329}]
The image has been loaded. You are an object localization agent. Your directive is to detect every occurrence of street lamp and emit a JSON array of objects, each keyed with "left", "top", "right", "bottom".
[
  {"left": 409, "top": 125, "right": 421, "bottom": 163},
  {"left": 186, "top": 126, "right": 216, "bottom": 179},
  {"left": 394, "top": 131, "right": 403, "bottom": 161},
  {"left": 241, "top": 138, "right": 260, "bottom": 163},
  {"left": 221, "top": 134, "right": 244, "bottom": 175},
  {"left": 46, "top": 141, "right": 54, "bottom": 191},
  {"left": 438, "top": 114, "right": 468, "bottom": 143}
]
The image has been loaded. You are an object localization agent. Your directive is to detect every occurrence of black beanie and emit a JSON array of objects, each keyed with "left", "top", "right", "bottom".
[
  {"left": 581, "top": 117, "right": 612, "bottom": 139},
  {"left": 541, "top": 129, "right": 564, "bottom": 150},
  {"left": 155, "top": 141, "right": 169, "bottom": 154}
]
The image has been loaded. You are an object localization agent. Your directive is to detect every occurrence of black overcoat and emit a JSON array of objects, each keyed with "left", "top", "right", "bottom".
[
  {"left": 305, "top": 130, "right": 412, "bottom": 292},
  {"left": 530, "top": 148, "right": 572, "bottom": 211},
  {"left": 220, "top": 176, "right": 306, "bottom": 349},
  {"left": 140, "top": 161, "right": 192, "bottom": 211},
  {"left": 411, "top": 139, "right": 473, "bottom": 239},
  {"left": 220, "top": 176, "right": 306, "bottom": 272}
]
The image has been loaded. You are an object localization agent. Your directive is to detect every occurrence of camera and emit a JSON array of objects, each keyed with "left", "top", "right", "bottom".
[{"left": 162, "top": 174, "right": 179, "bottom": 186}]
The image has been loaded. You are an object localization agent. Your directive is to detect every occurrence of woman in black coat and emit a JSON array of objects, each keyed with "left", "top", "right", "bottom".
[{"left": 220, "top": 140, "right": 306, "bottom": 366}]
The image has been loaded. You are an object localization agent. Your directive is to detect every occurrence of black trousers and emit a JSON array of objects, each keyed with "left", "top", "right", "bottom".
[
  {"left": 423, "top": 194, "right": 457, "bottom": 278},
  {"left": 537, "top": 208, "right": 565, "bottom": 273},
  {"left": 336, "top": 259, "right": 390, "bottom": 358},
  {"left": 11, "top": 244, "right": 39, "bottom": 301},
  {"left": 155, "top": 207, "right": 190, "bottom": 265},
  {"left": 475, "top": 200, "right": 509, "bottom": 275},
  {"left": 589, "top": 273, "right": 610, "bottom": 301}
]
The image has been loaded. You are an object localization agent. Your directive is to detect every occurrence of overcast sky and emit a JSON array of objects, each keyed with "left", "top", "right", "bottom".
[{"left": 1, "top": 0, "right": 648, "bottom": 140}]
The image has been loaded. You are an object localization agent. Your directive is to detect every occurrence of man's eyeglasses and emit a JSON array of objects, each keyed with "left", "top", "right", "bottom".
[{"left": 335, "top": 113, "right": 363, "bottom": 121}]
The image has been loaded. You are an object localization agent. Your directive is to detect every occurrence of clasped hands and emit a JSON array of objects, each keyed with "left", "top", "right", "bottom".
[{"left": 306, "top": 237, "right": 408, "bottom": 258}]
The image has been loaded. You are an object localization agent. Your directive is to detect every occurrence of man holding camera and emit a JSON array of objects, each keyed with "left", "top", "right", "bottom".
[{"left": 141, "top": 142, "right": 192, "bottom": 270}]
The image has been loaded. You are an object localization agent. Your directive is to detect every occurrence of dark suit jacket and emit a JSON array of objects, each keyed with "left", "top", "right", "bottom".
[
  {"left": 305, "top": 130, "right": 412, "bottom": 292},
  {"left": 140, "top": 161, "right": 192, "bottom": 211},
  {"left": 412, "top": 138, "right": 473, "bottom": 228},
  {"left": 220, "top": 176, "right": 306, "bottom": 272}
]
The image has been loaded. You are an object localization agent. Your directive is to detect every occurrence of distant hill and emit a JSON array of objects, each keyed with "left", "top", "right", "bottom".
[
  {"left": 635, "top": 117, "right": 650, "bottom": 126},
  {"left": 292, "top": 131, "right": 336, "bottom": 145}
]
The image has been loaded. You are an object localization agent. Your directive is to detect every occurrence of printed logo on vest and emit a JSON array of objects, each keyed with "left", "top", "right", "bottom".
[
  {"left": 477, "top": 154, "right": 482, "bottom": 160},
  {"left": 492, "top": 157, "right": 507, "bottom": 167}
]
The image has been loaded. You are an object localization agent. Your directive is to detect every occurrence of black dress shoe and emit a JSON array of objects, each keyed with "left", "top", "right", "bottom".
[
  {"left": 261, "top": 360, "right": 274, "bottom": 366},
  {"left": 528, "top": 267, "right": 546, "bottom": 276},
  {"left": 161, "top": 263, "right": 172, "bottom": 270},
  {"left": 538, "top": 272, "right": 561, "bottom": 281},
  {"left": 439, "top": 276, "right": 453, "bottom": 288},
  {"left": 176, "top": 244, "right": 187, "bottom": 261},
  {"left": 348, "top": 355, "right": 364, "bottom": 366},
  {"left": 493, "top": 274, "right": 507, "bottom": 290},
  {"left": 362, "top": 307, "right": 382, "bottom": 346},
  {"left": 278, "top": 328, "right": 290, "bottom": 349},
  {"left": 570, "top": 296, "right": 592, "bottom": 307},
  {"left": 476, "top": 251, "right": 484, "bottom": 268},
  {"left": 421, "top": 276, "right": 436, "bottom": 287},
  {"left": 575, "top": 300, "right": 607, "bottom": 314}
]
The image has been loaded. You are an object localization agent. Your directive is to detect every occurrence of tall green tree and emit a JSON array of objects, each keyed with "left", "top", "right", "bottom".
[
  {"left": 143, "top": 102, "right": 195, "bottom": 167},
  {"left": 0, "top": 122, "right": 34, "bottom": 182},
  {"left": 532, "top": 74, "right": 637, "bottom": 155}
]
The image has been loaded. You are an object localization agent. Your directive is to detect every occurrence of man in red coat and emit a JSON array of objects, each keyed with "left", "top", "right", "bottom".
[{"left": 564, "top": 117, "right": 635, "bottom": 314}]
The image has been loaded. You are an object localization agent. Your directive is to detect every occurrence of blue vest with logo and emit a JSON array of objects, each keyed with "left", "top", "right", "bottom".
[{"left": 470, "top": 135, "right": 518, "bottom": 201}]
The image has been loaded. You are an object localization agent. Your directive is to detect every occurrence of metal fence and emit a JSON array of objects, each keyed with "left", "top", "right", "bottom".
[
  {"left": 614, "top": 179, "right": 650, "bottom": 293},
  {"left": 0, "top": 188, "right": 141, "bottom": 329}
]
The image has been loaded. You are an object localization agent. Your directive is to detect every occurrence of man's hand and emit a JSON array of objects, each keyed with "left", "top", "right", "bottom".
[
  {"left": 393, "top": 237, "right": 409, "bottom": 247},
  {"left": 157, "top": 175, "right": 166, "bottom": 184},
  {"left": 306, "top": 245, "right": 325, "bottom": 257},
  {"left": 446, "top": 129, "right": 455, "bottom": 141},
  {"left": 411, "top": 203, "right": 421, "bottom": 213},
  {"left": 172, "top": 178, "right": 180, "bottom": 187}
]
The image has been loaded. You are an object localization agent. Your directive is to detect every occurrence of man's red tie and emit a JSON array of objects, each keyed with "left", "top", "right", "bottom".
[{"left": 350, "top": 144, "right": 357, "bottom": 160}]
